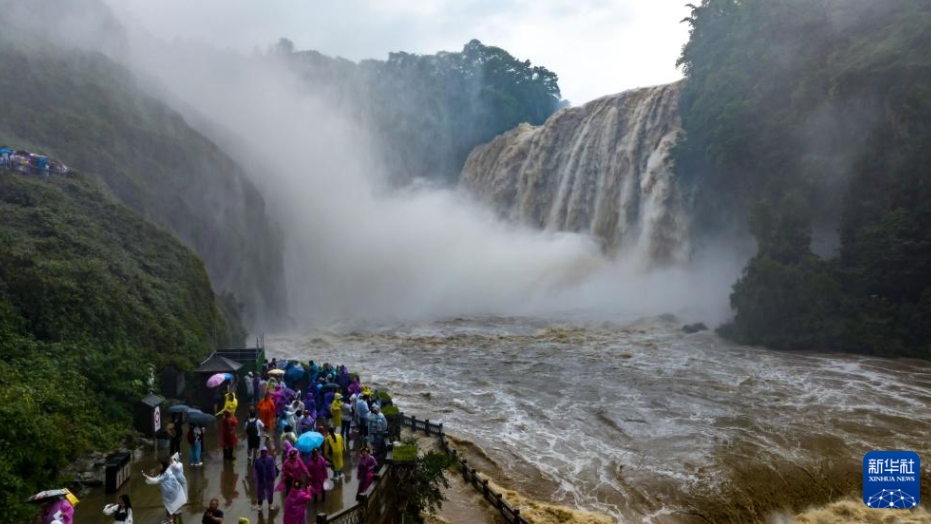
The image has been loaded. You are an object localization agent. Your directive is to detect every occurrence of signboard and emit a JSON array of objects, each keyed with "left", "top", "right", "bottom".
[{"left": 153, "top": 405, "right": 162, "bottom": 433}]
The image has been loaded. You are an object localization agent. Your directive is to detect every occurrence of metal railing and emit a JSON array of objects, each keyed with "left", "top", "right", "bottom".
[
  {"left": 400, "top": 415, "right": 533, "bottom": 524},
  {"left": 314, "top": 414, "right": 533, "bottom": 524}
]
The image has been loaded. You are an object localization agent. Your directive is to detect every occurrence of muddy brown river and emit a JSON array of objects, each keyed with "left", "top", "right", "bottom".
[{"left": 74, "top": 317, "right": 930, "bottom": 524}]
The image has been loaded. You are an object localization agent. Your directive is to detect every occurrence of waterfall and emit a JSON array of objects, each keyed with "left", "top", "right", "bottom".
[{"left": 460, "top": 83, "right": 689, "bottom": 264}]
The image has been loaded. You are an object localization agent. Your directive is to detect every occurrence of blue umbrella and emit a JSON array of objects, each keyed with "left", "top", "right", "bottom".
[
  {"left": 295, "top": 431, "right": 324, "bottom": 453},
  {"left": 186, "top": 409, "right": 214, "bottom": 426}
]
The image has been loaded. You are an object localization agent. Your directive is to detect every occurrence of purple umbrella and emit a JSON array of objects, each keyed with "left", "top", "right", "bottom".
[{"left": 206, "top": 373, "right": 232, "bottom": 388}]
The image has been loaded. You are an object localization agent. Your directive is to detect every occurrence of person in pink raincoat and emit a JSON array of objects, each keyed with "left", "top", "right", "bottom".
[
  {"left": 356, "top": 446, "right": 378, "bottom": 495},
  {"left": 277, "top": 446, "right": 310, "bottom": 499},
  {"left": 282, "top": 480, "right": 312, "bottom": 524},
  {"left": 40, "top": 497, "right": 74, "bottom": 524},
  {"left": 304, "top": 448, "right": 329, "bottom": 502}
]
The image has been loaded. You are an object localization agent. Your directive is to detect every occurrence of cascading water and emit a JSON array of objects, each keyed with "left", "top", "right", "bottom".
[{"left": 460, "top": 83, "right": 688, "bottom": 264}]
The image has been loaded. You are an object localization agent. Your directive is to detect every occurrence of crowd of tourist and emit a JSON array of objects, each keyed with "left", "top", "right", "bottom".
[
  {"left": 0, "top": 146, "right": 70, "bottom": 177},
  {"left": 36, "top": 357, "right": 394, "bottom": 524}
]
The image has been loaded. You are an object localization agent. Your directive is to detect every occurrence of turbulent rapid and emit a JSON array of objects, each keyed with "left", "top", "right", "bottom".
[
  {"left": 268, "top": 318, "right": 931, "bottom": 523},
  {"left": 460, "top": 84, "right": 687, "bottom": 263}
]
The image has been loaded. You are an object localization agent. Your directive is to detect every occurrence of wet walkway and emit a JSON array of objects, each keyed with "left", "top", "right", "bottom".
[{"left": 74, "top": 411, "right": 369, "bottom": 524}]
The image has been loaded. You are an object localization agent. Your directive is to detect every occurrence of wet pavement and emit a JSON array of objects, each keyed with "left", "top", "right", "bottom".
[{"left": 74, "top": 410, "right": 369, "bottom": 524}]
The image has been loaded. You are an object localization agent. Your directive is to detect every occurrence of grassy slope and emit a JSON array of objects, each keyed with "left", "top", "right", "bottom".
[{"left": 0, "top": 170, "right": 242, "bottom": 521}]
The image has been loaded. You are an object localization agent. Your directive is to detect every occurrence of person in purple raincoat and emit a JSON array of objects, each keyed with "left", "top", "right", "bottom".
[
  {"left": 347, "top": 377, "right": 361, "bottom": 396},
  {"left": 253, "top": 446, "right": 278, "bottom": 511},
  {"left": 277, "top": 447, "right": 310, "bottom": 499},
  {"left": 282, "top": 480, "right": 312, "bottom": 524},
  {"left": 304, "top": 448, "right": 329, "bottom": 502},
  {"left": 356, "top": 446, "right": 378, "bottom": 495}
]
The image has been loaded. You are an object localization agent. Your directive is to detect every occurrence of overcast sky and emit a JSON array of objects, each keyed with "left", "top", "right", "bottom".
[{"left": 105, "top": 0, "right": 690, "bottom": 105}]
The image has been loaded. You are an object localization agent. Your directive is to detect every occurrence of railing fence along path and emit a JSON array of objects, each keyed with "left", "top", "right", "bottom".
[{"left": 314, "top": 414, "right": 532, "bottom": 524}]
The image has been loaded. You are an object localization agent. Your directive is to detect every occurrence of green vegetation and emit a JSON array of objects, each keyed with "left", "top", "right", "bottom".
[
  {"left": 676, "top": 0, "right": 931, "bottom": 357},
  {"left": 0, "top": 33, "right": 287, "bottom": 328},
  {"left": 280, "top": 39, "right": 563, "bottom": 183},
  {"left": 0, "top": 171, "right": 243, "bottom": 521},
  {"left": 393, "top": 437, "right": 455, "bottom": 522},
  {"left": 391, "top": 444, "right": 418, "bottom": 463}
]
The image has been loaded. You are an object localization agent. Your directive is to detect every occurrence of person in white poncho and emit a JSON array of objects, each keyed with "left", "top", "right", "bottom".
[
  {"left": 144, "top": 453, "right": 188, "bottom": 524},
  {"left": 103, "top": 494, "right": 133, "bottom": 524}
]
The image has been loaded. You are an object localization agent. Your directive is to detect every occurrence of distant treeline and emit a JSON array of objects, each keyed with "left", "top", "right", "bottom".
[
  {"left": 676, "top": 0, "right": 931, "bottom": 357},
  {"left": 275, "top": 38, "right": 564, "bottom": 184}
]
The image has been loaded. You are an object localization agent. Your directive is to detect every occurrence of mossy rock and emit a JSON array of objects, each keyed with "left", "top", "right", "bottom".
[{"left": 382, "top": 405, "right": 400, "bottom": 416}]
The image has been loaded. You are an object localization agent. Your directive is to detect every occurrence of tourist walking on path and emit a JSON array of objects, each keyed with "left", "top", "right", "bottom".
[
  {"left": 330, "top": 393, "right": 343, "bottom": 431},
  {"left": 324, "top": 427, "right": 344, "bottom": 480},
  {"left": 305, "top": 448, "right": 329, "bottom": 502},
  {"left": 246, "top": 372, "right": 256, "bottom": 403},
  {"left": 278, "top": 447, "right": 310, "bottom": 498},
  {"left": 356, "top": 394, "right": 370, "bottom": 446},
  {"left": 202, "top": 498, "right": 224, "bottom": 524},
  {"left": 356, "top": 446, "right": 378, "bottom": 495},
  {"left": 188, "top": 424, "right": 204, "bottom": 467},
  {"left": 169, "top": 419, "right": 183, "bottom": 457},
  {"left": 370, "top": 407, "right": 388, "bottom": 454},
  {"left": 253, "top": 446, "right": 278, "bottom": 511},
  {"left": 103, "top": 494, "right": 133, "bottom": 524},
  {"left": 283, "top": 480, "right": 312, "bottom": 524},
  {"left": 143, "top": 454, "right": 187, "bottom": 524},
  {"left": 297, "top": 409, "right": 314, "bottom": 435},
  {"left": 40, "top": 495, "right": 74, "bottom": 524},
  {"left": 244, "top": 409, "right": 265, "bottom": 461},
  {"left": 340, "top": 397, "right": 352, "bottom": 447},
  {"left": 258, "top": 392, "right": 276, "bottom": 434},
  {"left": 221, "top": 410, "right": 239, "bottom": 460}
]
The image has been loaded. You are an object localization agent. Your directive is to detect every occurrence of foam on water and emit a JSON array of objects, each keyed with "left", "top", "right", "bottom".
[{"left": 267, "top": 318, "right": 931, "bottom": 522}]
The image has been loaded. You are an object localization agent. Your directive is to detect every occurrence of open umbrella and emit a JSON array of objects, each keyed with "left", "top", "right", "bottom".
[
  {"left": 267, "top": 369, "right": 285, "bottom": 376},
  {"left": 186, "top": 409, "right": 214, "bottom": 426},
  {"left": 295, "top": 431, "right": 324, "bottom": 453},
  {"left": 206, "top": 373, "right": 232, "bottom": 388},
  {"left": 166, "top": 404, "right": 191, "bottom": 414},
  {"left": 26, "top": 488, "right": 79, "bottom": 506}
]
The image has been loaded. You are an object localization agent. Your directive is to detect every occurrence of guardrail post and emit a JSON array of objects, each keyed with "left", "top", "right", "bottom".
[
  {"left": 495, "top": 492, "right": 503, "bottom": 509},
  {"left": 425, "top": 419, "right": 430, "bottom": 436},
  {"left": 461, "top": 459, "right": 469, "bottom": 480},
  {"left": 482, "top": 478, "right": 489, "bottom": 496},
  {"left": 438, "top": 422, "right": 443, "bottom": 435},
  {"left": 411, "top": 415, "right": 417, "bottom": 431},
  {"left": 514, "top": 508, "right": 521, "bottom": 522},
  {"left": 315, "top": 513, "right": 327, "bottom": 524}
]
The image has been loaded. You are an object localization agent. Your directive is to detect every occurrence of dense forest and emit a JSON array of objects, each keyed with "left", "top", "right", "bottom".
[
  {"left": 279, "top": 39, "right": 564, "bottom": 183},
  {"left": 675, "top": 0, "right": 931, "bottom": 357},
  {"left": 0, "top": 17, "right": 289, "bottom": 329},
  {"left": 0, "top": 171, "right": 244, "bottom": 521}
]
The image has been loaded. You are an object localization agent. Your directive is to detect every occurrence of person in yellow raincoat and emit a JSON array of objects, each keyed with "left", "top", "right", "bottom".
[
  {"left": 324, "top": 427, "right": 344, "bottom": 480},
  {"left": 330, "top": 393, "right": 343, "bottom": 430},
  {"left": 216, "top": 391, "right": 238, "bottom": 416}
]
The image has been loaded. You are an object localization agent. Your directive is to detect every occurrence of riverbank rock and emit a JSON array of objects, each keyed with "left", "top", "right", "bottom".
[{"left": 682, "top": 323, "right": 708, "bottom": 334}]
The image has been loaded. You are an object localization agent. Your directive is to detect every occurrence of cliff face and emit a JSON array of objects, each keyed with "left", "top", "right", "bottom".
[
  {"left": 460, "top": 83, "right": 688, "bottom": 263},
  {"left": 0, "top": 45, "right": 288, "bottom": 329}
]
